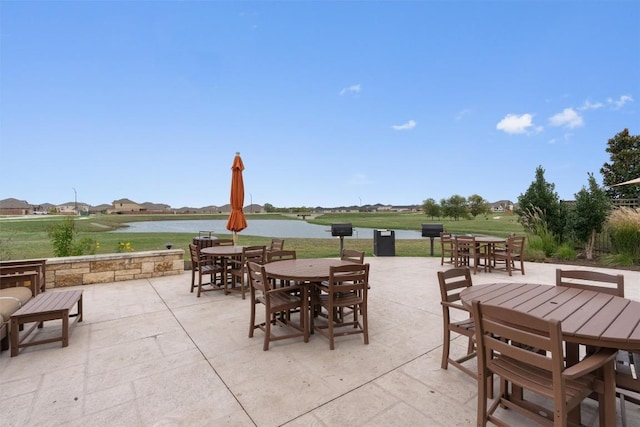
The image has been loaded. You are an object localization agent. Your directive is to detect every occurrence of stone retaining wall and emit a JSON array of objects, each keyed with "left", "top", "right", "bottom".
[{"left": 45, "top": 249, "right": 184, "bottom": 288}]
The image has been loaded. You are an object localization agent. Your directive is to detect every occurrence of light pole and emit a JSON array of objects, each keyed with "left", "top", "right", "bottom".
[{"left": 72, "top": 187, "right": 77, "bottom": 215}]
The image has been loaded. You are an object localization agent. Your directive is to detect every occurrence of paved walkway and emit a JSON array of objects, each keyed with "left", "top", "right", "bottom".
[{"left": 2, "top": 257, "right": 639, "bottom": 426}]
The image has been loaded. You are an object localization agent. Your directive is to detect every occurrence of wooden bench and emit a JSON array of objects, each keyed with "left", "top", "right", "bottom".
[
  {"left": 0, "top": 271, "right": 38, "bottom": 351},
  {"left": 10, "top": 290, "right": 83, "bottom": 357},
  {"left": 0, "top": 259, "right": 47, "bottom": 294}
]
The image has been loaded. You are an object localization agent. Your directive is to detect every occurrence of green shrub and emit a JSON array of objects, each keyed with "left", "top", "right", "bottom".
[
  {"left": 554, "top": 243, "right": 577, "bottom": 260},
  {"left": 600, "top": 253, "right": 636, "bottom": 267},
  {"left": 526, "top": 232, "right": 557, "bottom": 258},
  {"left": 48, "top": 217, "right": 98, "bottom": 257},
  {"left": 524, "top": 247, "right": 546, "bottom": 262},
  {"left": 607, "top": 207, "right": 640, "bottom": 263}
]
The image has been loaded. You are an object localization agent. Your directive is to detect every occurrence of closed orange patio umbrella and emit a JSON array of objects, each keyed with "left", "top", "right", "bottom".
[{"left": 226, "top": 152, "right": 247, "bottom": 244}]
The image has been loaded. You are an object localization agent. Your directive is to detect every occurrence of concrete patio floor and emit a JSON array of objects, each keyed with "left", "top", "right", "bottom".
[{"left": 2, "top": 257, "right": 640, "bottom": 426}]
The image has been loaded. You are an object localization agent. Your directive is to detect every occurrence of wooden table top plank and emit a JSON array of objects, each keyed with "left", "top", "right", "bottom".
[
  {"left": 538, "top": 288, "right": 595, "bottom": 323},
  {"left": 599, "top": 302, "right": 640, "bottom": 345},
  {"left": 553, "top": 292, "right": 614, "bottom": 335},
  {"left": 457, "top": 282, "right": 525, "bottom": 306},
  {"left": 576, "top": 298, "right": 631, "bottom": 339},
  {"left": 511, "top": 285, "right": 567, "bottom": 313},
  {"left": 474, "top": 283, "right": 531, "bottom": 307}
]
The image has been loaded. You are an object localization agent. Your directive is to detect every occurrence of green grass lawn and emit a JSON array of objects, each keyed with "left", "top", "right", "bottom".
[{"left": 0, "top": 212, "right": 525, "bottom": 261}]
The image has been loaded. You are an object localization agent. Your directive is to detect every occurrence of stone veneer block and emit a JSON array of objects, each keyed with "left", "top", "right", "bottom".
[
  {"left": 55, "top": 273, "right": 84, "bottom": 287},
  {"left": 155, "top": 261, "right": 174, "bottom": 272},
  {"left": 85, "top": 271, "right": 116, "bottom": 284}
]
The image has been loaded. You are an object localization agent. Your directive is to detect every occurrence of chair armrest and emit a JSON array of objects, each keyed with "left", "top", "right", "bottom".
[
  {"left": 441, "top": 301, "right": 470, "bottom": 313},
  {"left": 266, "top": 283, "right": 304, "bottom": 295},
  {"left": 563, "top": 348, "right": 617, "bottom": 380}
]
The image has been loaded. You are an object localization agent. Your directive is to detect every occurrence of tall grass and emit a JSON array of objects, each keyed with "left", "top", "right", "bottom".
[
  {"left": 606, "top": 207, "right": 640, "bottom": 265},
  {"left": 519, "top": 206, "right": 557, "bottom": 257}
]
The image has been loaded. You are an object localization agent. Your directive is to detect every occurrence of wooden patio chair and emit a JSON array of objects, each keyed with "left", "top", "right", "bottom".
[
  {"left": 556, "top": 269, "right": 624, "bottom": 296},
  {"left": 439, "top": 232, "right": 455, "bottom": 265},
  {"left": 247, "top": 261, "right": 308, "bottom": 350},
  {"left": 212, "top": 238, "right": 234, "bottom": 246},
  {"left": 188, "top": 244, "right": 223, "bottom": 297},
  {"left": 437, "top": 268, "right": 477, "bottom": 378},
  {"left": 266, "top": 249, "right": 296, "bottom": 263},
  {"left": 492, "top": 235, "right": 525, "bottom": 276},
  {"left": 227, "top": 245, "right": 266, "bottom": 299},
  {"left": 556, "top": 268, "right": 638, "bottom": 425},
  {"left": 313, "top": 263, "right": 370, "bottom": 350},
  {"left": 340, "top": 248, "right": 365, "bottom": 264},
  {"left": 472, "top": 299, "right": 617, "bottom": 426},
  {"left": 266, "top": 249, "right": 297, "bottom": 289},
  {"left": 615, "top": 350, "right": 640, "bottom": 427},
  {"left": 454, "top": 235, "right": 488, "bottom": 274},
  {"left": 268, "top": 238, "right": 285, "bottom": 253}
]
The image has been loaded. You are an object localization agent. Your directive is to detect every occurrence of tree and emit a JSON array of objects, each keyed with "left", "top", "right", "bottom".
[
  {"left": 262, "top": 203, "right": 275, "bottom": 213},
  {"left": 422, "top": 198, "right": 441, "bottom": 219},
  {"left": 442, "top": 195, "right": 468, "bottom": 220},
  {"left": 600, "top": 128, "right": 640, "bottom": 199},
  {"left": 467, "top": 194, "right": 489, "bottom": 217},
  {"left": 569, "top": 173, "right": 611, "bottom": 260},
  {"left": 517, "top": 166, "right": 566, "bottom": 240}
]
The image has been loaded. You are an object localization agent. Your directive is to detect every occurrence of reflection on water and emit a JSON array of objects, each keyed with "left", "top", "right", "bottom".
[{"left": 111, "top": 219, "right": 424, "bottom": 239}]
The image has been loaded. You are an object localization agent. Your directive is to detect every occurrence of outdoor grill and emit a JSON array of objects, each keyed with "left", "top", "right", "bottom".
[
  {"left": 421, "top": 223, "right": 444, "bottom": 238},
  {"left": 331, "top": 223, "right": 353, "bottom": 237},
  {"left": 422, "top": 224, "right": 444, "bottom": 256}
]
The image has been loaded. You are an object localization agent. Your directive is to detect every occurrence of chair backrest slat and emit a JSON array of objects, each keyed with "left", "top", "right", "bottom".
[
  {"left": 340, "top": 249, "right": 365, "bottom": 264},
  {"left": 556, "top": 269, "right": 624, "bottom": 297},
  {"left": 267, "top": 250, "right": 296, "bottom": 263},
  {"left": 437, "top": 268, "right": 472, "bottom": 304}
]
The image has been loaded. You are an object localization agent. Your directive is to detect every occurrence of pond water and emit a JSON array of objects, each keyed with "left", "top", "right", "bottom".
[{"left": 111, "top": 219, "right": 424, "bottom": 239}]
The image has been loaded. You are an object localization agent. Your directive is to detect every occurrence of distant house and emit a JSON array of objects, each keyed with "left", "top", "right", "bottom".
[
  {"left": 111, "top": 198, "right": 142, "bottom": 213},
  {"left": 0, "top": 198, "right": 32, "bottom": 215},
  {"left": 90, "top": 204, "right": 112, "bottom": 214},
  {"left": 489, "top": 200, "right": 514, "bottom": 213},
  {"left": 57, "top": 202, "right": 90, "bottom": 215},
  {"left": 139, "top": 202, "right": 171, "bottom": 213},
  {"left": 110, "top": 199, "right": 172, "bottom": 214}
]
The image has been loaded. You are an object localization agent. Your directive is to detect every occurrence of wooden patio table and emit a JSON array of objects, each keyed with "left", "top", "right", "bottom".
[
  {"left": 263, "top": 258, "right": 354, "bottom": 333},
  {"left": 460, "top": 282, "right": 640, "bottom": 425},
  {"left": 201, "top": 245, "right": 246, "bottom": 291},
  {"left": 471, "top": 236, "right": 506, "bottom": 272}
]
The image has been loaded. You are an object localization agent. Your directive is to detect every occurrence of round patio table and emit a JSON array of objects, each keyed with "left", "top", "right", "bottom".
[
  {"left": 263, "top": 258, "right": 355, "bottom": 333},
  {"left": 201, "top": 245, "right": 246, "bottom": 292},
  {"left": 263, "top": 258, "right": 352, "bottom": 282}
]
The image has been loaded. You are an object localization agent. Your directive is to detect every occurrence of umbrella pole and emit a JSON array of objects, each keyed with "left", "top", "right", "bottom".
[{"left": 233, "top": 231, "right": 238, "bottom": 245}]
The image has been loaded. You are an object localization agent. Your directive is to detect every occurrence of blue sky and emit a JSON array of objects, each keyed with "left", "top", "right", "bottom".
[{"left": 1, "top": 1, "right": 638, "bottom": 209}]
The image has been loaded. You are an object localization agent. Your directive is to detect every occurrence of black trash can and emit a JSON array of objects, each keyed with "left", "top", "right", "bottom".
[{"left": 373, "top": 229, "right": 395, "bottom": 256}]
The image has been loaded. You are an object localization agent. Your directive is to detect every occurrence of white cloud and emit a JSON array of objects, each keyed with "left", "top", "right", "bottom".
[
  {"left": 391, "top": 120, "right": 416, "bottom": 131},
  {"left": 578, "top": 100, "right": 604, "bottom": 111},
  {"left": 339, "top": 84, "right": 361, "bottom": 96},
  {"left": 608, "top": 95, "right": 634, "bottom": 109},
  {"left": 496, "top": 113, "right": 535, "bottom": 134},
  {"left": 549, "top": 108, "right": 584, "bottom": 129}
]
